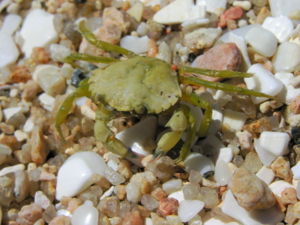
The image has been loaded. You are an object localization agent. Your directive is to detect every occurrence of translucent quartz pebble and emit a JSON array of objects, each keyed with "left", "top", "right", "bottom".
[
  {"left": 72, "top": 201, "right": 98, "bottom": 225},
  {"left": 20, "top": 9, "right": 58, "bottom": 57},
  {"left": 56, "top": 151, "right": 108, "bottom": 200}
]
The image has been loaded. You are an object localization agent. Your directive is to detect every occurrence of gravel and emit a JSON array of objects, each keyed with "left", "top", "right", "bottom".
[{"left": 0, "top": 0, "right": 300, "bottom": 224}]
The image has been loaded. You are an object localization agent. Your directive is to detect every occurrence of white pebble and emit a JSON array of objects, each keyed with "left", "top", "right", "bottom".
[
  {"left": 168, "top": 190, "right": 185, "bottom": 203},
  {"left": 222, "top": 109, "right": 247, "bottom": 132},
  {"left": 14, "top": 130, "right": 28, "bottom": 142},
  {"left": 262, "top": 16, "right": 294, "bottom": 43},
  {"left": 273, "top": 42, "right": 300, "bottom": 73},
  {"left": 233, "top": 1, "right": 251, "bottom": 10},
  {"left": 269, "top": 180, "right": 295, "bottom": 197},
  {"left": 292, "top": 161, "right": 300, "bottom": 179},
  {"left": 120, "top": 36, "right": 150, "bottom": 54},
  {"left": 199, "top": 0, "right": 227, "bottom": 15},
  {"left": 256, "top": 166, "right": 275, "bottom": 185},
  {"left": 254, "top": 139, "right": 277, "bottom": 166},
  {"left": 259, "top": 131, "right": 290, "bottom": 156},
  {"left": 178, "top": 200, "right": 204, "bottom": 223},
  {"left": 204, "top": 218, "right": 239, "bottom": 225},
  {"left": 38, "top": 93, "right": 55, "bottom": 112},
  {"left": 0, "top": 14, "right": 21, "bottom": 68},
  {"left": 221, "top": 190, "right": 284, "bottom": 225},
  {"left": 245, "top": 64, "right": 284, "bottom": 103},
  {"left": 228, "top": 32, "right": 251, "bottom": 68},
  {"left": 245, "top": 26, "right": 278, "bottom": 57},
  {"left": 23, "top": 117, "right": 34, "bottom": 133},
  {"left": 162, "top": 179, "right": 182, "bottom": 194},
  {"left": 218, "top": 147, "right": 233, "bottom": 163},
  {"left": 208, "top": 108, "right": 223, "bottom": 135},
  {"left": 72, "top": 201, "right": 98, "bottom": 225},
  {"left": 184, "top": 153, "right": 214, "bottom": 176},
  {"left": 56, "top": 151, "right": 109, "bottom": 200},
  {"left": 20, "top": 9, "right": 58, "bottom": 57},
  {"left": 3, "top": 106, "right": 22, "bottom": 121},
  {"left": 153, "top": 0, "right": 205, "bottom": 24},
  {"left": 214, "top": 160, "right": 233, "bottom": 186},
  {"left": 33, "top": 65, "right": 66, "bottom": 96},
  {"left": 116, "top": 116, "right": 157, "bottom": 156},
  {"left": 0, "top": 164, "right": 25, "bottom": 176},
  {"left": 294, "top": 180, "right": 300, "bottom": 200},
  {"left": 49, "top": 44, "right": 72, "bottom": 62},
  {"left": 269, "top": 0, "right": 300, "bottom": 21},
  {"left": 275, "top": 72, "right": 300, "bottom": 104}
]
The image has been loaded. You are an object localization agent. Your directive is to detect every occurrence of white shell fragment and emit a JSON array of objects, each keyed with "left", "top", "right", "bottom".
[
  {"left": 168, "top": 190, "right": 185, "bottom": 203},
  {"left": 56, "top": 151, "right": 108, "bottom": 200},
  {"left": 245, "top": 26, "right": 278, "bottom": 57},
  {"left": 20, "top": 9, "right": 58, "bottom": 57},
  {"left": 120, "top": 35, "right": 150, "bottom": 54},
  {"left": 115, "top": 116, "right": 157, "bottom": 156},
  {"left": 262, "top": 16, "right": 294, "bottom": 43},
  {"left": 72, "top": 201, "right": 98, "bottom": 225},
  {"left": 254, "top": 139, "right": 277, "bottom": 166},
  {"left": 178, "top": 200, "right": 204, "bottom": 222},
  {"left": 184, "top": 153, "right": 214, "bottom": 176},
  {"left": 291, "top": 161, "right": 300, "bottom": 179},
  {"left": 273, "top": 42, "right": 300, "bottom": 73},
  {"left": 214, "top": 160, "right": 233, "bottom": 186},
  {"left": 245, "top": 64, "right": 284, "bottom": 103},
  {"left": 153, "top": 0, "right": 205, "bottom": 24},
  {"left": 222, "top": 190, "right": 284, "bottom": 225},
  {"left": 0, "top": 14, "right": 22, "bottom": 68}
]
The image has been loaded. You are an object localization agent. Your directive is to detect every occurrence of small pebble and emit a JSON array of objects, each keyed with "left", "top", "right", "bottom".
[
  {"left": 20, "top": 9, "right": 58, "bottom": 57},
  {"left": 262, "top": 16, "right": 294, "bottom": 43},
  {"left": 71, "top": 201, "right": 98, "bottom": 225},
  {"left": 256, "top": 166, "right": 275, "bottom": 185},
  {"left": 273, "top": 42, "right": 300, "bottom": 73},
  {"left": 56, "top": 151, "right": 110, "bottom": 200},
  {"left": 153, "top": 0, "right": 205, "bottom": 24},
  {"left": 245, "top": 26, "right": 278, "bottom": 57},
  {"left": 229, "top": 167, "right": 276, "bottom": 210},
  {"left": 291, "top": 161, "right": 300, "bottom": 179},
  {"left": 178, "top": 200, "right": 204, "bottom": 223}
]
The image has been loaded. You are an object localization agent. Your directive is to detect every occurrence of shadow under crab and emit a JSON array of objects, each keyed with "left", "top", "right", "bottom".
[{"left": 56, "top": 20, "right": 271, "bottom": 163}]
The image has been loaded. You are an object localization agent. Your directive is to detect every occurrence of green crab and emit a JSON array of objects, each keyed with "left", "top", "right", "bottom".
[{"left": 56, "top": 20, "right": 271, "bottom": 162}]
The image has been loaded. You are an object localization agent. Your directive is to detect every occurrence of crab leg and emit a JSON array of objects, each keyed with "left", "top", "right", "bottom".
[
  {"left": 154, "top": 107, "right": 189, "bottom": 157},
  {"left": 182, "top": 92, "right": 212, "bottom": 138},
  {"left": 179, "top": 66, "right": 252, "bottom": 78},
  {"left": 78, "top": 20, "right": 136, "bottom": 57},
  {"left": 55, "top": 79, "right": 91, "bottom": 137},
  {"left": 64, "top": 53, "right": 118, "bottom": 67},
  {"left": 175, "top": 105, "right": 197, "bottom": 163},
  {"left": 94, "top": 103, "right": 128, "bottom": 157},
  {"left": 179, "top": 75, "right": 273, "bottom": 98}
]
